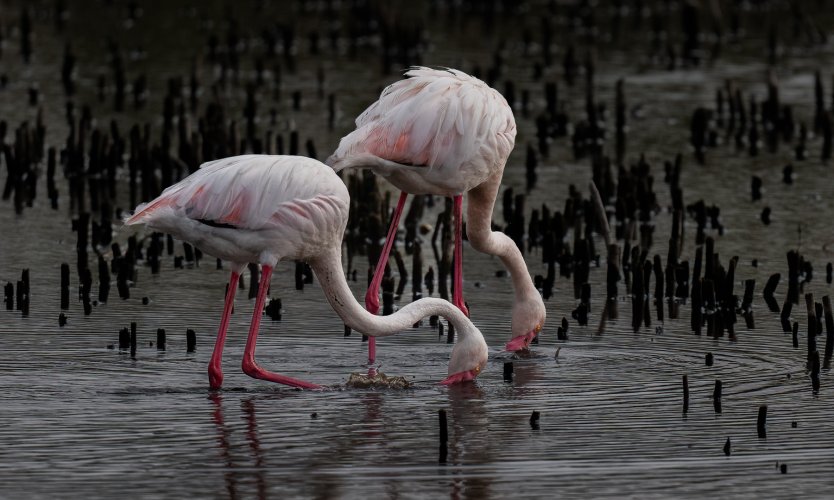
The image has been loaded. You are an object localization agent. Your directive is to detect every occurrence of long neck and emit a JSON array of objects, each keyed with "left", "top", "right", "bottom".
[
  {"left": 310, "top": 247, "right": 476, "bottom": 339},
  {"left": 466, "top": 171, "right": 539, "bottom": 302}
]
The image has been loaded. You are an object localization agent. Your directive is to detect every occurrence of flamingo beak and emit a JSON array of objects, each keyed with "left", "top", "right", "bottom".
[
  {"left": 504, "top": 325, "right": 541, "bottom": 352},
  {"left": 439, "top": 365, "right": 482, "bottom": 385}
]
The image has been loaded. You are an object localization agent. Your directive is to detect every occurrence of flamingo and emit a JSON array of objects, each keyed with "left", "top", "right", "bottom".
[
  {"left": 327, "top": 66, "right": 546, "bottom": 362},
  {"left": 123, "top": 155, "right": 488, "bottom": 389}
]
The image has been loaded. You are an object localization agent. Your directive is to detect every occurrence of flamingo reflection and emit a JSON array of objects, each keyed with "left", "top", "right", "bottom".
[{"left": 209, "top": 393, "right": 239, "bottom": 500}]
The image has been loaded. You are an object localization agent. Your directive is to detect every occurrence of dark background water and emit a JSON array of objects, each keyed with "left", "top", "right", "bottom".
[{"left": 1, "top": 1, "right": 834, "bottom": 498}]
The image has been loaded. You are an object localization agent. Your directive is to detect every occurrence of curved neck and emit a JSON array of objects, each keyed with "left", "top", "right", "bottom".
[
  {"left": 310, "top": 248, "right": 477, "bottom": 340},
  {"left": 466, "top": 172, "right": 539, "bottom": 302}
]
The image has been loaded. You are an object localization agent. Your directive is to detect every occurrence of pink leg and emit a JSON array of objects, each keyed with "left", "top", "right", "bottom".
[
  {"left": 208, "top": 271, "right": 240, "bottom": 390},
  {"left": 453, "top": 194, "right": 469, "bottom": 317},
  {"left": 241, "top": 265, "right": 322, "bottom": 389},
  {"left": 365, "top": 191, "right": 408, "bottom": 364}
]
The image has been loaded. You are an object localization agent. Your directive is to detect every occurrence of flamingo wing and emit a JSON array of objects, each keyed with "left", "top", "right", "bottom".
[
  {"left": 125, "top": 155, "right": 348, "bottom": 232},
  {"left": 327, "top": 67, "right": 516, "bottom": 171}
]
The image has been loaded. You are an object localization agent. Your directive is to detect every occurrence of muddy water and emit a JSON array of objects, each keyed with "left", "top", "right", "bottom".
[{"left": 1, "top": 1, "right": 833, "bottom": 498}]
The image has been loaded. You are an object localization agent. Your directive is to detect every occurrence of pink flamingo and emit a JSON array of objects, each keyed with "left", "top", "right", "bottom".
[
  {"left": 327, "top": 67, "right": 546, "bottom": 362},
  {"left": 124, "top": 155, "right": 488, "bottom": 389}
]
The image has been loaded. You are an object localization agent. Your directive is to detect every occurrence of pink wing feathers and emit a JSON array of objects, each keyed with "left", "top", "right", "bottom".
[
  {"left": 327, "top": 67, "right": 516, "bottom": 172},
  {"left": 124, "top": 155, "right": 348, "bottom": 232}
]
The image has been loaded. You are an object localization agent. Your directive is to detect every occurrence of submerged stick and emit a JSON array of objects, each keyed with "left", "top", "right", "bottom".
[
  {"left": 713, "top": 380, "right": 722, "bottom": 414},
  {"left": 530, "top": 411, "right": 541, "bottom": 430},
  {"left": 438, "top": 409, "right": 448, "bottom": 464},
  {"left": 823, "top": 296, "right": 833, "bottom": 369},
  {"left": 763, "top": 273, "right": 780, "bottom": 312},
  {"left": 156, "top": 328, "right": 166, "bottom": 350},
  {"left": 757, "top": 405, "right": 767, "bottom": 439},
  {"left": 186, "top": 328, "right": 196, "bottom": 352},
  {"left": 589, "top": 181, "right": 611, "bottom": 247}
]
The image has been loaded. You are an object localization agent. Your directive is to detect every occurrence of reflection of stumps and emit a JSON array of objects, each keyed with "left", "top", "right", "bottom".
[
  {"left": 796, "top": 124, "right": 807, "bottom": 160},
  {"left": 806, "top": 293, "right": 817, "bottom": 370},
  {"left": 60, "top": 263, "right": 70, "bottom": 310},
  {"left": 741, "top": 279, "right": 755, "bottom": 329},
  {"left": 572, "top": 283, "right": 590, "bottom": 325},
  {"left": 118, "top": 327, "right": 129, "bottom": 350},
  {"left": 438, "top": 409, "right": 448, "bottom": 464},
  {"left": 823, "top": 296, "right": 834, "bottom": 369},
  {"left": 424, "top": 266, "right": 434, "bottom": 296},
  {"left": 3, "top": 283, "right": 12, "bottom": 310},
  {"left": 631, "top": 249, "right": 644, "bottom": 332},
  {"left": 148, "top": 233, "right": 161, "bottom": 274},
  {"left": 186, "top": 329, "right": 196, "bottom": 352},
  {"left": 19, "top": 269, "right": 30, "bottom": 316},
  {"left": 723, "top": 438, "right": 731, "bottom": 456},
  {"left": 117, "top": 262, "right": 130, "bottom": 300},
  {"left": 682, "top": 375, "right": 689, "bottom": 414},
  {"left": 786, "top": 251, "right": 799, "bottom": 304},
  {"left": 393, "top": 249, "right": 407, "bottom": 300},
  {"left": 156, "top": 328, "right": 166, "bottom": 350},
  {"left": 530, "top": 411, "right": 540, "bottom": 430},
  {"left": 557, "top": 317, "right": 569, "bottom": 341},
  {"left": 822, "top": 111, "right": 832, "bottom": 161},
  {"left": 713, "top": 380, "right": 722, "bottom": 414},
  {"left": 503, "top": 362, "right": 514, "bottom": 382},
  {"left": 792, "top": 322, "right": 799, "bottom": 348},
  {"left": 760, "top": 207, "right": 771, "bottom": 225},
  {"left": 703, "top": 279, "right": 716, "bottom": 337},
  {"left": 130, "top": 322, "right": 137, "bottom": 358},
  {"left": 751, "top": 176, "right": 762, "bottom": 201},
  {"left": 653, "top": 255, "right": 664, "bottom": 322},
  {"left": 781, "top": 302, "right": 793, "bottom": 334},
  {"left": 757, "top": 405, "right": 767, "bottom": 439},
  {"left": 98, "top": 255, "right": 110, "bottom": 304},
  {"left": 691, "top": 278, "right": 702, "bottom": 335},
  {"left": 810, "top": 351, "right": 821, "bottom": 394},
  {"left": 80, "top": 269, "right": 91, "bottom": 315}
]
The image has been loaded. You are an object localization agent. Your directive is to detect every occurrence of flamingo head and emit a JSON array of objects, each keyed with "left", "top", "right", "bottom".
[
  {"left": 504, "top": 295, "right": 547, "bottom": 352},
  {"left": 440, "top": 325, "right": 488, "bottom": 385}
]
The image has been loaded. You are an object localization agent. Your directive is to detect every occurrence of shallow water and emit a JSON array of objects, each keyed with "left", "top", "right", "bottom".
[{"left": 2, "top": 1, "right": 834, "bottom": 498}]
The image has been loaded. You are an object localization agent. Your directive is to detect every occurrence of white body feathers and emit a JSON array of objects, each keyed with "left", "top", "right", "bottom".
[{"left": 327, "top": 67, "right": 516, "bottom": 196}]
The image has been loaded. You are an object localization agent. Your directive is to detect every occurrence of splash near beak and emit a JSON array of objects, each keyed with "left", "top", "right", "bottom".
[
  {"left": 504, "top": 329, "right": 538, "bottom": 352},
  {"left": 439, "top": 367, "right": 480, "bottom": 385}
]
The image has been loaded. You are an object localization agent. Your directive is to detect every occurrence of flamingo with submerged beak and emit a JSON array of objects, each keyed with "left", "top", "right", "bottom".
[
  {"left": 124, "top": 155, "right": 488, "bottom": 389},
  {"left": 328, "top": 67, "right": 546, "bottom": 363}
]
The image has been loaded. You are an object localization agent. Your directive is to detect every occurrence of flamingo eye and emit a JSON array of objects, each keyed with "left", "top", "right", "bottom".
[{"left": 535, "top": 324, "right": 542, "bottom": 333}]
